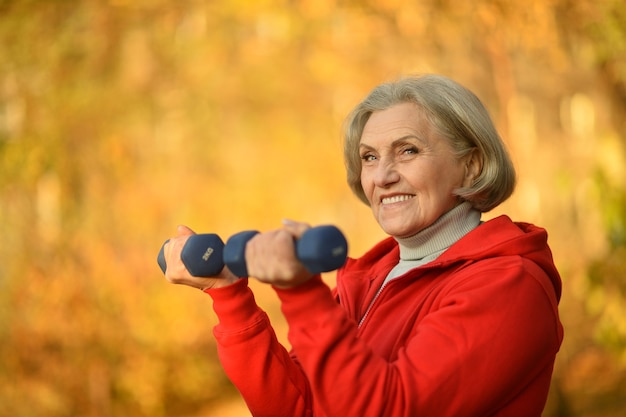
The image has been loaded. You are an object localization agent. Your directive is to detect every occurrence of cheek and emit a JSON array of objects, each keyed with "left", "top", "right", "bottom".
[
  {"left": 426, "top": 158, "right": 463, "bottom": 185},
  {"left": 360, "top": 171, "right": 373, "bottom": 199}
]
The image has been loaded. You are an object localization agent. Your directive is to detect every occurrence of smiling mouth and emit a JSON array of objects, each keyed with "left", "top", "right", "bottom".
[{"left": 381, "top": 195, "right": 415, "bottom": 205}]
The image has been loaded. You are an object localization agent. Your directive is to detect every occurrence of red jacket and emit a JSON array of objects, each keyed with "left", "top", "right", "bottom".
[{"left": 207, "top": 215, "right": 563, "bottom": 417}]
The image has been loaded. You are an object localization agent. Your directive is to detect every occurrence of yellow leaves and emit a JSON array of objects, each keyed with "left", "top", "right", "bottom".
[
  {"left": 1, "top": 0, "right": 626, "bottom": 415},
  {"left": 35, "top": 172, "right": 62, "bottom": 243},
  {"left": 119, "top": 29, "right": 156, "bottom": 91},
  {"left": 586, "top": 245, "right": 626, "bottom": 362},
  {"left": 596, "top": 133, "right": 626, "bottom": 188},
  {"left": 507, "top": 94, "right": 537, "bottom": 158},
  {"left": 299, "top": 0, "right": 335, "bottom": 18},
  {"left": 566, "top": 93, "right": 597, "bottom": 142}
]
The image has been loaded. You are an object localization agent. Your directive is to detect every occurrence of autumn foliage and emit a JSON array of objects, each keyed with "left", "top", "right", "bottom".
[{"left": 1, "top": 0, "right": 625, "bottom": 416}]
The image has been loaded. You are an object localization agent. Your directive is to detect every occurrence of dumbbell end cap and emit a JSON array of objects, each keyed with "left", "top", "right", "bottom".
[
  {"left": 181, "top": 234, "right": 226, "bottom": 277},
  {"left": 297, "top": 225, "right": 348, "bottom": 274},
  {"left": 157, "top": 239, "right": 169, "bottom": 274}
]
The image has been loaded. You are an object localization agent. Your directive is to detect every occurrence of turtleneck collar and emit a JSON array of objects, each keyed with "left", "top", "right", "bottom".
[{"left": 395, "top": 201, "right": 482, "bottom": 261}]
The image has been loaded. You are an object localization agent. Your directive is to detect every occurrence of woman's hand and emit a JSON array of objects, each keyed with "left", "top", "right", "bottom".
[
  {"left": 163, "top": 225, "right": 239, "bottom": 291},
  {"left": 245, "top": 220, "right": 315, "bottom": 289}
]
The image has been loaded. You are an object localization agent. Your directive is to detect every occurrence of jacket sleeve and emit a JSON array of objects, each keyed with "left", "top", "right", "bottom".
[
  {"left": 205, "top": 278, "right": 312, "bottom": 417},
  {"left": 274, "top": 258, "right": 563, "bottom": 417}
]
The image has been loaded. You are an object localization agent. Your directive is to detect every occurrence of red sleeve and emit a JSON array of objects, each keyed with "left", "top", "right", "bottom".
[
  {"left": 274, "top": 258, "right": 562, "bottom": 417},
  {"left": 205, "top": 279, "right": 312, "bottom": 417}
]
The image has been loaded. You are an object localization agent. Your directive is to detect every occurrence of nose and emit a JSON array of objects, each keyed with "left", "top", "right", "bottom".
[{"left": 373, "top": 158, "right": 400, "bottom": 187}]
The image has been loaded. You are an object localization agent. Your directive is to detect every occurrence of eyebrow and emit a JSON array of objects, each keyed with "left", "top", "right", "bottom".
[{"left": 359, "top": 134, "right": 426, "bottom": 150}]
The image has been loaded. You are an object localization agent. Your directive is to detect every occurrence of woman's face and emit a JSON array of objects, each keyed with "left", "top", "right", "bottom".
[{"left": 359, "top": 102, "right": 477, "bottom": 238}]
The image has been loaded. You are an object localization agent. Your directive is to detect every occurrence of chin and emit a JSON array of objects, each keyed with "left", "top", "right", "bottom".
[
  {"left": 391, "top": 231, "right": 420, "bottom": 239},
  {"left": 381, "top": 224, "right": 419, "bottom": 239}
]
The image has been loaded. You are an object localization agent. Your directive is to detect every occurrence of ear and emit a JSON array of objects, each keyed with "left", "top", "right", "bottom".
[{"left": 462, "top": 148, "right": 483, "bottom": 188}]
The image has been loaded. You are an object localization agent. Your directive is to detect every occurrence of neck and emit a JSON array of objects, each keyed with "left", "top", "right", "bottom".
[{"left": 395, "top": 202, "right": 481, "bottom": 261}]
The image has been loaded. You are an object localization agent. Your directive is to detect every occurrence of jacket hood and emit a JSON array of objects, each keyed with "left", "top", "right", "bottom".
[{"left": 345, "top": 215, "right": 562, "bottom": 301}]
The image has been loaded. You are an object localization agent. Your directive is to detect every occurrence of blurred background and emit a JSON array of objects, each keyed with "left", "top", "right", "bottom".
[{"left": 1, "top": 0, "right": 625, "bottom": 416}]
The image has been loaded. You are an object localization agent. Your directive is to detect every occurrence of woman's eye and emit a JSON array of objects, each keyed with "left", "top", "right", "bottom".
[
  {"left": 361, "top": 154, "right": 376, "bottom": 162},
  {"left": 402, "top": 146, "right": 419, "bottom": 155}
]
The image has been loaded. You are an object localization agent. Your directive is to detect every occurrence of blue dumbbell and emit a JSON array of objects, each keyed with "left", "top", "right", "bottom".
[
  {"left": 223, "top": 225, "right": 348, "bottom": 277},
  {"left": 157, "top": 234, "right": 225, "bottom": 277}
]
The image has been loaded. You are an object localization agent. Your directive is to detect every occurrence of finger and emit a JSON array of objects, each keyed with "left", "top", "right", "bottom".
[
  {"left": 177, "top": 224, "right": 196, "bottom": 236},
  {"left": 164, "top": 225, "right": 195, "bottom": 263},
  {"left": 164, "top": 230, "right": 192, "bottom": 271},
  {"left": 281, "top": 219, "right": 310, "bottom": 239}
]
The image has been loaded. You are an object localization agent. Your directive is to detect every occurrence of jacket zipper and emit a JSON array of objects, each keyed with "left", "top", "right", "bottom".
[
  {"left": 358, "top": 281, "right": 388, "bottom": 328},
  {"left": 357, "top": 262, "right": 445, "bottom": 329}
]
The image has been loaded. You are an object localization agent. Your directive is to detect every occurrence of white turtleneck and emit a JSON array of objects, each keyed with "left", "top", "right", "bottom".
[{"left": 383, "top": 202, "right": 482, "bottom": 285}]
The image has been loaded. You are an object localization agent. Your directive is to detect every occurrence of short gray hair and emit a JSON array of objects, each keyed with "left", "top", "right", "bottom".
[{"left": 343, "top": 74, "right": 516, "bottom": 212}]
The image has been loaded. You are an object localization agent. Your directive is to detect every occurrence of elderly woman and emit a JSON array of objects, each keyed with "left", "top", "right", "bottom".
[{"left": 163, "top": 74, "right": 563, "bottom": 417}]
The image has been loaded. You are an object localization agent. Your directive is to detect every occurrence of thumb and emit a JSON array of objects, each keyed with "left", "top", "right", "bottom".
[{"left": 177, "top": 224, "right": 196, "bottom": 236}]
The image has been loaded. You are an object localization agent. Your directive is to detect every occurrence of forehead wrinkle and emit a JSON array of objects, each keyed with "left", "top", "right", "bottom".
[
  {"left": 361, "top": 113, "right": 433, "bottom": 145},
  {"left": 359, "top": 134, "right": 428, "bottom": 151}
]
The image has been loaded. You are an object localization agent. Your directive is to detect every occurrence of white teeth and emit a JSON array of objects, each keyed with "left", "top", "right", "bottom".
[{"left": 382, "top": 195, "right": 414, "bottom": 204}]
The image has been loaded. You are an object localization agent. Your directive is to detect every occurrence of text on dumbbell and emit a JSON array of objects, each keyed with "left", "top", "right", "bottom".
[
  {"left": 202, "top": 247, "right": 214, "bottom": 261},
  {"left": 332, "top": 246, "right": 345, "bottom": 257}
]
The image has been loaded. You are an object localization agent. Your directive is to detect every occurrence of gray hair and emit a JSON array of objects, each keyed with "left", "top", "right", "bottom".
[{"left": 343, "top": 74, "right": 516, "bottom": 212}]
